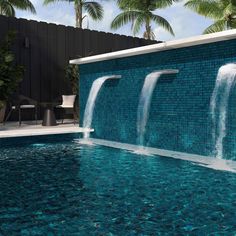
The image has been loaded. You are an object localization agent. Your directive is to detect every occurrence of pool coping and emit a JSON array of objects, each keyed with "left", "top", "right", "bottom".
[
  {"left": 70, "top": 29, "right": 236, "bottom": 65},
  {"left": 0, "top": 126, "right": 94, "bottom": 139}
]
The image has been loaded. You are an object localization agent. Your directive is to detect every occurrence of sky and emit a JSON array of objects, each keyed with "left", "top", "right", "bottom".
[{"left": 16, "top": 0, "right": 213, "bottom": 42}]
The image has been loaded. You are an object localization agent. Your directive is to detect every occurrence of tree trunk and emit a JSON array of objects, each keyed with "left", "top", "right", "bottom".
[
  {"left": 75, "top": 1, "right": 83, "bottom": 28},
  {"left": 145, "top": 19, "right": 151, "bottom": 40}
]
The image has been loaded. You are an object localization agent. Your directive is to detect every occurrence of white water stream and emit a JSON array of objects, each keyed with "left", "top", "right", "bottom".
[
  {"left": 137, "top": 70, "right": 179, "bottom": 146},
  {"left": 83, "top": 75, "right": 121, "bottom": 138},
  {"left": 210, "top": 64, "right": 236, "bottom": 159}
]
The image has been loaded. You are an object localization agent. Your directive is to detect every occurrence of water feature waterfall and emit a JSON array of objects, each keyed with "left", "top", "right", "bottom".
[
  {"left": 210, "top": 64, "right": 236, "bottom": 159},
  {"left": 83, "top": 75, "right": 121, "bottom": 139},
  {"left": 137, "top": 70, "right": 179, "bottom": 146}
]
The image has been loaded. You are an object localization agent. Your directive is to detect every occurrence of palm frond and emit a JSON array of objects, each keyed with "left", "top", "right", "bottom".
[
  {"left": 117, "top": 0, "right": 134, "bottom": 10},
  {"left": 203, "top": 19, "right": 227, "bottom": 33},
  {"left": 154, "top": 0, "right": 182, "bottom": 9},
  {"left": 111, "top": 10, "right": 141, "bottom": 30},
  {"left": 132, "top": 14, "right": 145, "bottom": 35},
  {"left": 12, "top": 0, "right": 36, "bottom": 13},
  {"left": 83, "top": 1, "right": 104, "bottom": 20},
  {"left": 228, "top": 19, "right": 236, "bottom": 29},
  {"left": 185, "top": 0, "right": 223, "bottom": 19},
  {"left": 151, "top": 13, "right": 174, "bottom": 35},
  {"left": 224, "top": 2, "right": 236, "bottom": 16},
  {"left": 0, "top": 1, "right": 15, "bottom": 16},
  {"left": 43, "top": 0, "right": 72, "bottom": 5}
]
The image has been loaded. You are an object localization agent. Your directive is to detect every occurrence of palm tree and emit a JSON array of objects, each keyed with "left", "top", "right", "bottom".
[
  {"left": 0, "top": 0, "right": 36, "bottom": 16},
  {"left": 185, "top": 0, "right": 236, "bottom": 34},
  {"left": 44, "top": 0, "right": 104, "bottom": 28},
  {"left": 111, "top": 0, "right": 180, "bottom": 40}
]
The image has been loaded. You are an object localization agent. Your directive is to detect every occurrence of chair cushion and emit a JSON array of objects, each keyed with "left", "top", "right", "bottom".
[
  {"left": 20, "top": 105, "right": 35, "bottom": 109},
  {"left": 60, "top": 95, "right": 76, "bottom": 108}
]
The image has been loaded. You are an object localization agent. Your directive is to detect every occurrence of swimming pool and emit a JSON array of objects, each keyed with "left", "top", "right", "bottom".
[{"left": 0, "top": 134, "right": 236, "bottom": 235}]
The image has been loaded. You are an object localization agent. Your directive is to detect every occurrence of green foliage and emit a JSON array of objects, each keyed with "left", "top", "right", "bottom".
[
  {"left": 185, "top": 0, "right": 236, "bottom": 34},
  {"left": 0, "top": 101, "right": 5, "bottom": 110},
  {"left": 111, "top": 0, "right": 180, "bottom": 40},
  {"left": 0, "top": 0, "right": 36, "bottom": 17},
  {"left": 83, "top": 1, "right": 103, "bottom": 21},
  {"left": 65, "top": 64, "right": 79, "bottom": 94},
  {"left": 0, "top": 31, "right": 24, "bottom": 107}
]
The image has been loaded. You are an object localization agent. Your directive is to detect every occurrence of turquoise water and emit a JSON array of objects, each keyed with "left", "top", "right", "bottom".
[{"left": 0, "top": 135, "right": 236, "bottom": 235}]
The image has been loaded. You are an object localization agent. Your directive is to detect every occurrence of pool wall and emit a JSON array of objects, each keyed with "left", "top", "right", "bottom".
[{"left": 78, "top": 35, "right": 236, "bottom": 158}]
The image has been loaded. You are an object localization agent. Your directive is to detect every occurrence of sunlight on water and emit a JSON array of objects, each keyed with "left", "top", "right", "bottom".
[
  {"left": 74, "top": 139, "right": 96, "bottom": 146},
  {"left": 194, "top": 159, "right": 236, "bottom": 173},
  {"left": 130, "top": 146, "right": 154, "bottom": 157},
  {"left": 31, "top": 143, "right": 46, "bottom": 147}
]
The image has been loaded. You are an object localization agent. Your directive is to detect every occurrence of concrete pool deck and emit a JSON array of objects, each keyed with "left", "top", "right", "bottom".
[{"left": 0, "top": 120, "right": 94, "bottom": 138}]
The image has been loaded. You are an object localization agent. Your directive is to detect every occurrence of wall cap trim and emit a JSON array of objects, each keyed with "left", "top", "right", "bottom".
[{"left": 70, "top": 29, "right": 236, "bottom": 65}]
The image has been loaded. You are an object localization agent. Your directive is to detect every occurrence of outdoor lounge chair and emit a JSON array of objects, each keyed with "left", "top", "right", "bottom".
[
  {"left": 56, "top": 95, "right": 76, "bottom": 124},
  {"left": 4, "top": 95, "right": 38, "bottom": 126}
]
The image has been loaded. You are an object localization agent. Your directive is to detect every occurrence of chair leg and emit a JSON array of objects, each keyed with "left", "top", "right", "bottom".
[
  {"left": 73, "top": 111, "right": 76, "bottom": 125},
  {"left": 19, "top": 108, "right": 21, "bottom": 126},
  {"left": 61, "top": 110, "right": 64, "bottom": 124},
  {"left": 61, "top": 109, "right": 65, "bottom": 124},
  {"left": 35, "top": 107, "right": 38, "bottom": 125},
  {"left": 4, "top": 109, "right": 13, "bottom": 125}
]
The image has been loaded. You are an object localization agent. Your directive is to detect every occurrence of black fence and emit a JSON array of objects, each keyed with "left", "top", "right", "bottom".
[{"left": 0, "top": 15, "right": 157, "bottom": 120}]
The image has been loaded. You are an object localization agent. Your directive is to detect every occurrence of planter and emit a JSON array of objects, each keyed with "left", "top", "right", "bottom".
[{"left": 0, "top": 102, "right": 6, "bottom": 123}]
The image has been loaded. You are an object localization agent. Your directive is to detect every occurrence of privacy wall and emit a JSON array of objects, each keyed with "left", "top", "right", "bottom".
[
  {"left": 0, "top": 16, "right": 156, "bottom": 119},
  {"left": 79, "top": 38, "right": 236, "bottom": 159}
]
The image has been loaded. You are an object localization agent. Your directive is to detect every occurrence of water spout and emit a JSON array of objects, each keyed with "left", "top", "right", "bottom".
[
  {"left": 137, "top": 69, "right": 179, "bottom": 146},
  {"left": 83, "top": 75, "right": 121, "bottom": 139},
  {"left": 210, "top": 64, "right": 236, "bottom": 159}
]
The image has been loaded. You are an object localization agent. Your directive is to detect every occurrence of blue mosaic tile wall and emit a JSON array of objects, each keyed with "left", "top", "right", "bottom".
[{"left": 79, "top": 39, "right": 236, "bottom": 159}]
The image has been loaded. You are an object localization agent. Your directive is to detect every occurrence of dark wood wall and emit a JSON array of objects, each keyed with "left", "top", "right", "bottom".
[{"left": 0, "top": 16, "right": 157, "bottom": 120}]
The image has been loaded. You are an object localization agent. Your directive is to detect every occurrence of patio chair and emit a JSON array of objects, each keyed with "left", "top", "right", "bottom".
[
  {"left": 4, "top": 95, "right": 38, "bottom": 126},
  {"left": 56, "top": 95, "right": 77, "bottom": 124}
]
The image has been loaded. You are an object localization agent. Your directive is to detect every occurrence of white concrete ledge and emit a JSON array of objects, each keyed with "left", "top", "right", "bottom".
[
  {"left": 70, "top": 29, "right": 236, "bottom": 65},
  {"left": 0, "top": 123, "right": 94, "bottom": 139}
]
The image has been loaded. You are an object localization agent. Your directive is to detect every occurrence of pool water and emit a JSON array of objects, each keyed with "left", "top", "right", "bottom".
[{"left": 0, "top": 135, "right": 236, "bottom": 235}]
